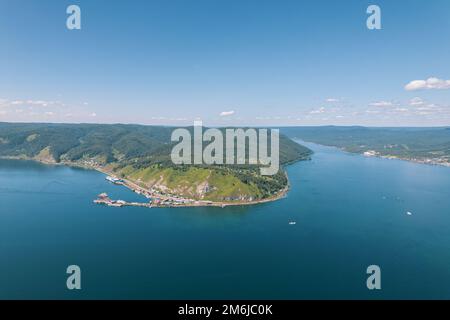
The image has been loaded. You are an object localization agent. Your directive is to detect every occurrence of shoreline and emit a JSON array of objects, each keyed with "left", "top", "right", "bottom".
[
  {"left": 293, "top": 140, "right": 450, "bottom": 168},
  {"left": 0, "top": 155, "right": 290, "bottom": 208},
  {"left": 96, "top": 166, "right": 290, "bottom": 208},
  {"left": 369, "top": 154, "right": 450, "bottom": 167}
]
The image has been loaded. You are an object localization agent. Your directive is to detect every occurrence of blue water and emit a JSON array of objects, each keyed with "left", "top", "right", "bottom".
[{"left": 1, "top": 142, "right": 450, "bottom": 299}]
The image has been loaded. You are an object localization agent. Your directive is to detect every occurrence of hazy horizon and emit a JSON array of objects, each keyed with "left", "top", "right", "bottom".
[{"left": 1, "top": 120, "right": 450, "bottom": 129}]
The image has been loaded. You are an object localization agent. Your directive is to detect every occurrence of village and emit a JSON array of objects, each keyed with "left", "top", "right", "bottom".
[
  {"left": 93, "top": 173, "right": 286, "bottom": 209},
  {"left": 94, "top": 175, "right": 222, "bottom": 208}
]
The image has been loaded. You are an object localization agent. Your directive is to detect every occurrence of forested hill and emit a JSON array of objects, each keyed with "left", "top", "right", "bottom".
[
  {"left": 0, "top": 122, "right": 310, "bottom": 164},
  {"left": 0, "top": 123, "right": 312, "bottom": 202}
]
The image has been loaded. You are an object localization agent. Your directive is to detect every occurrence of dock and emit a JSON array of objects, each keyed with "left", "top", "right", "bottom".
[{"left": 93, "top": 193, "right": 152, "bottom": 208}]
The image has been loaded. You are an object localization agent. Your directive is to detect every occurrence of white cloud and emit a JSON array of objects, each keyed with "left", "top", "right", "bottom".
[
  {"left": 409, "top": 97, "right": 425, "bottom": 106},
  {"left": 0, "top": 99, "right": 9, "bottom": 109},
  {"left": 219, "top": 110, "right": 235, "bottom": 117},
  {"left": 405, "top": 77, "right": 450, "bottom": 91},
  {"left": 166, "top": 117, "right": 188, "bottom": 121},
  {"left": 0, "top": 97, "right": 103, "bottom": 122},
  {"left": 310, "top": 107, "right": 326, "bottom": 114},
  {"left": 7, "top": 99, "right": 63, "bottom": 108},
  {"left": 416, "top": 106, "right": 431, "bottom": 111},
  {"left": 369, "top": 101, "right": 394, "bottom": 107},
  {"left": 325, "top": 98, "right": 339, "bottom": 102}
]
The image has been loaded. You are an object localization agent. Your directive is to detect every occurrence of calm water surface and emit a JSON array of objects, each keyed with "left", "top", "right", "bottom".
[{"left": 1, "top": 142, "right": 450, "bottom": 299}]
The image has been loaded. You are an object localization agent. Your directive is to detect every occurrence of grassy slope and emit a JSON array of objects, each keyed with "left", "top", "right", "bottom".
[{"left": 119, "top": 165, "right": 262, "bottom": 201}]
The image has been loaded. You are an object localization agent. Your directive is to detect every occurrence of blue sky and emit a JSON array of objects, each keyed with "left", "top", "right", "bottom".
[{"left": 1, "top": 0, "right": 449, "bottom": 126}]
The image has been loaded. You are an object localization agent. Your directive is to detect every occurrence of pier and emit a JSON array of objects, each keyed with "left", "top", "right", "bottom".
[{"left": 93, "top": 193, "right": 152, "bottom": 208}]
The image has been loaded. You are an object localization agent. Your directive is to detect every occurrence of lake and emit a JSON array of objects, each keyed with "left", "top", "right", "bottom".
[{"left": 1, "top": 141, "right": 450, "bottom": 299}]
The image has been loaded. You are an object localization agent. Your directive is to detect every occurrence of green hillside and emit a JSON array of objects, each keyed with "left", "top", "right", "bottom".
[{"left": 0, "top": 122, "right": 312, "bottom": 202}]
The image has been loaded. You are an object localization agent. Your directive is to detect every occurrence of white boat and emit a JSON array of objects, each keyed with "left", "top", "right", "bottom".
[
  {"left": 106, "top": 176, "right": 124, "bottom": 184},
  {"left": 406, "top": 211, "right": 413, "bottom": 216},
  {"left": 288, "top": 221, "right": 296, "bottom": 225}
]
